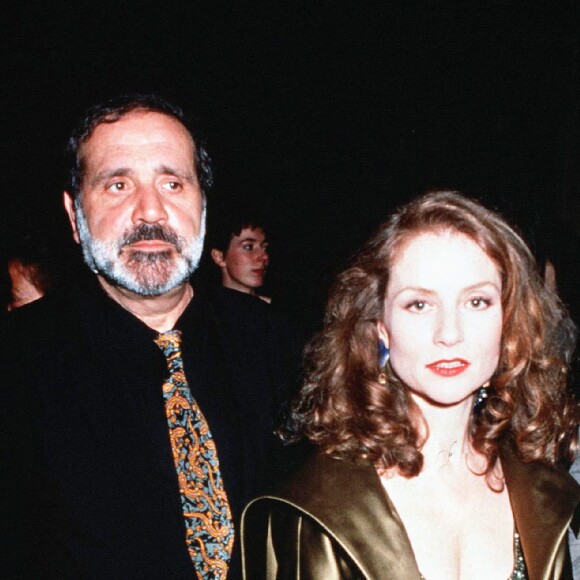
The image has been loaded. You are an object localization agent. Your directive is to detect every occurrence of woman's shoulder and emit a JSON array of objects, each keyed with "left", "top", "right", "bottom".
[
  {"left": 244, "top": 451, "right": 377, "bottom": 530},
  {"left": 263, "top": 452, "right": 375, "bottom": 506},
  {"left": 496, "top": 443, "right": 579, "bottom": 579},
  {"left": 501, "top": 441, "right": 580, "bottom": 497},
  {"left": 242, "top": 451, "right": 422, "bottom": 579},
  {"left": 243, "top": 449, "right": 400, "bottom": 550}
]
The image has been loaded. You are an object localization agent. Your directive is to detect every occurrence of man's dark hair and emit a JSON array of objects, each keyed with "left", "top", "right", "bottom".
[
  {"left": 208, "top": 210, "right": 269, "bottom": 253},
  {"left": 65, "top": 94, "right": 213, "bottom": 199}
]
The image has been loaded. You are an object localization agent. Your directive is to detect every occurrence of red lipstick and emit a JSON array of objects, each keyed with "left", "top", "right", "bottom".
[{"left": 426, "top": 359, "right": 469, "bottom": 377}]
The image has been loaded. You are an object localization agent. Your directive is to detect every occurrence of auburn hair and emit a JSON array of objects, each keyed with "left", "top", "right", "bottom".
[{"left": 285, "top": 191, "right": 577, "bottom": 477}]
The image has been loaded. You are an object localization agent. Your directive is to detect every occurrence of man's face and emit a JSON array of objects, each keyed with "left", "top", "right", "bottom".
[
  {"left": 211, "top": 227, "right": 269, "bottom": 294},
  {"left": 64, "top": 111, "right": 205, "bottom": 296}
]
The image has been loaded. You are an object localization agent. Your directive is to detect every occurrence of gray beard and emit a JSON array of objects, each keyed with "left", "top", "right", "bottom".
[{"left": 74, "top": 198, "right": 206, "bottom": 297}]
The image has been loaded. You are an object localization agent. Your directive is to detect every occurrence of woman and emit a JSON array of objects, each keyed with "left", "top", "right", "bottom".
[{"left": 242, "top": 191, "right": 579, "bottom": 579}]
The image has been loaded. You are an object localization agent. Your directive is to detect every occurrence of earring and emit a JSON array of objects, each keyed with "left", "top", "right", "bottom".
[
  {"left": 474, "top": 381, "right": 490, "bottom": 407},
  {"left": 378, "top": 339, "right": 390, "bottom": 385}
]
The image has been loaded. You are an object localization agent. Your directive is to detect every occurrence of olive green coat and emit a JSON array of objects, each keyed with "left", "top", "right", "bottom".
[{"left": 242, "top": 449, "right": 580, "bottom": 579}]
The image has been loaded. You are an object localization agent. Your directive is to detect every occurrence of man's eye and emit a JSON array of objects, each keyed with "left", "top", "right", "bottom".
[
  {"left": 243, "top": 244, "right": 254, "bottom": 251},
  {"left": 163, "top": 181, "right": 181, "bottom": 191},
  {"left": 108, "top": 182, "right": 126, "bottom": 192}
]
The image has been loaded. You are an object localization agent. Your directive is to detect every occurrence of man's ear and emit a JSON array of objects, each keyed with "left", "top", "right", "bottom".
[
  {"left": 63, "top": 191, "right": 80, "bottom": 244},
  {"left": 210, "top": 249, "right": 226, "bottom": 268},
  {"left": 376, "top": 320, "right": 390, "bottom": 348}
]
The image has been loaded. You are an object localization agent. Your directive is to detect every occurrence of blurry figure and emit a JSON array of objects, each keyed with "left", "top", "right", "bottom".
[
  {"left": 209, "top": 213, "right": 271, "bottom": 303},
  {"left": 2, "top": 230, "right": 56, "bottom": 310},
  {"left": 7, "top": 259, "right": 45, "bottom": 310},
  {"left": 531, "top": 218, "right": 580, "bottom": 397},
  {"left": 531, "top": 219, "right": 580, "bottom": 579},
  {"left": 544, "top": 259, "right": 557, "bottom": 292},
  {"left": 570, "top": 437, "right": 580, "bottom": 579}
]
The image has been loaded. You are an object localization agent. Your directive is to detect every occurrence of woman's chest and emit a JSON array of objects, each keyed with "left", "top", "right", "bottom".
[{"left": 380, "top": 474, "right": 515, "bottom": 579}]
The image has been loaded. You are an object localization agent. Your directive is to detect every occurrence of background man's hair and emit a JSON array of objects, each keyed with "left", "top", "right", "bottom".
[{"left": 207, "top": 205, "right": 269, "bottom": 253}]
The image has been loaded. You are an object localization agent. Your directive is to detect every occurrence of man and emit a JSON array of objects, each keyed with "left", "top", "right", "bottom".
[
  {"left": 1, "top": 228, "right": 57, "bottom": 311},
  {"left": 1, "top": 95, "right": 295, "bottom": 579},
  {"left": 210, "top": 215, "right": 271, "bottom": 303}
]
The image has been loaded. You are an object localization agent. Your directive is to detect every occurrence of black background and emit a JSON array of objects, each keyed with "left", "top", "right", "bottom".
[{"left": 2, "top": 2, "right": 579, "bottom": 329}]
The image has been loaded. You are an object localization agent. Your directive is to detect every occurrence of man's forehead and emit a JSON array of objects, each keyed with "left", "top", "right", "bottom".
[{"left": 80, "top": 111, "right": 195, "bottom": 158}]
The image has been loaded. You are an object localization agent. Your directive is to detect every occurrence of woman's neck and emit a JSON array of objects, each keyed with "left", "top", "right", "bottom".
[{"left": 411, "top": 392, "right": 487, "bottom": 475}]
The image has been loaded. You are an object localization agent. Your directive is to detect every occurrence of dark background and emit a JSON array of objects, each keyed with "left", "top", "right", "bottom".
[{"left": 2, "top": 2, "right": 579, "bottom": 330}]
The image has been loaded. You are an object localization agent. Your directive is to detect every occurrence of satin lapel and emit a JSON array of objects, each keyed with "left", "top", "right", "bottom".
[
  {"left": 277, "top": 453, "right": 421, "bottom": 579},
  {"left": 502, "top": 447, "right": 580, "bottom": 580}
]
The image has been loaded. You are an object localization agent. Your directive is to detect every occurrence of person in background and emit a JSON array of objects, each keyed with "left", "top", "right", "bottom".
[
  {"left": 1, "top": 229, "right": 57, "bottom": 310},
  {"left": 203, "top": 208, "right": 306, "bottom": 469},
  {"left": 531, "top": 220, "right": 580, "bottom": 578},
  {"left": 209, "top": 212, "right": 271, "bottom": 303},
  {"left": 531, "top": 218, "right": 580, "bottom": 398},
  {"left": 242, "top": 190, "right": 579, "bottom": 579},
  {"left": 570, "top": 444, "right": 580, "bottom": 579},
  {"left": 1, "top": 94, "right": 294, "bottom": 579}
]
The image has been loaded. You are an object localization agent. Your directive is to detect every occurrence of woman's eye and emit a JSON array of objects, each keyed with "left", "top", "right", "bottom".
[
  {"left": 407, "top": 300, "right": 427, "bottom": 312},
  {"left": 469, "top": 297, "right": 491, "bottom": 309}
]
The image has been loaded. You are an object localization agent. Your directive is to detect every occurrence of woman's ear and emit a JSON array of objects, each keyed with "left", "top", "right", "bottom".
[{"left": 376, "top": 320, "right": 389, "bottom": 348}]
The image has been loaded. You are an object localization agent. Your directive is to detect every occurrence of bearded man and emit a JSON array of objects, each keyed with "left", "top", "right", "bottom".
[{"left": 1, "top": 95, "right": 295, "bottom": 579}]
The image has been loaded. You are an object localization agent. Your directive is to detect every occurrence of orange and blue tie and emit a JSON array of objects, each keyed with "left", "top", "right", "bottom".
[{"left": 154, "top": 330, "right": 234, "bottom": 579}]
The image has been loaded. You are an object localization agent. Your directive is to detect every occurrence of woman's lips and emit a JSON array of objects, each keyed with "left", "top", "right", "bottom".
[{"left": 426, "top": 359, "right": 470, "bottom": 377}]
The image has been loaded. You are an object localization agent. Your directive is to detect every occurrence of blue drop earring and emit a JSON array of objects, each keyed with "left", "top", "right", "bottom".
[{"left": 378, "top": 339, "right": 390, "bottom": 385}]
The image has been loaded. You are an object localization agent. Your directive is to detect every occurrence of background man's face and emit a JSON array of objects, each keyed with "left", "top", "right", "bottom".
[
  {"left": 65, "top": 111, "right": 205, "bottom": 296},
  {"left": 213, "top": 227, "right": 269, "bottom": 294}
]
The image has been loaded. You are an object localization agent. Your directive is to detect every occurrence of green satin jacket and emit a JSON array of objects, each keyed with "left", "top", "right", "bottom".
[{"left": 242, "top": 449, "right": 580, "bottom": 579}]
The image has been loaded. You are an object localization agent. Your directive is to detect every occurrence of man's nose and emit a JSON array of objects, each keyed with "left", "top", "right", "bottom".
[
  {"left": 132, "top": 186, "right": 168, "bottom": 224},
  {"left": 433, "top": 308, "right": 463, "bottom": 347},
  {"left": 257, "top": 249, "right": 269, "bottom": 265}
]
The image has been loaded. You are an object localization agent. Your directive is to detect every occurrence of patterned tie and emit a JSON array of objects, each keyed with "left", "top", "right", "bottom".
[{"left": 154, "top": 330, "right": 234, "bottom": 579}]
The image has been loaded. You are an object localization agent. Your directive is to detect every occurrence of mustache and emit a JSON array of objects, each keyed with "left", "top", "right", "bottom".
[{"left": 121, "top": 224, "right": 182, "bottom": 251}]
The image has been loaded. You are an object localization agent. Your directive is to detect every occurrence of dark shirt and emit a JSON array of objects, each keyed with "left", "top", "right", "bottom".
[{"left": 1, "top": 273, "right": 299, "bottom": 579}]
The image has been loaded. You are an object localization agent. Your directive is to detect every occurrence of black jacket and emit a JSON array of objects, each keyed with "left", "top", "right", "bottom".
[{"left": 0, "top": 274, "right": 301, "bottom": 579}]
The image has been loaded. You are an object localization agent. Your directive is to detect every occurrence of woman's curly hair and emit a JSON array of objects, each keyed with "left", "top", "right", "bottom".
[{"left": 284, "top": 190, "right": 578, "bottom": 478}]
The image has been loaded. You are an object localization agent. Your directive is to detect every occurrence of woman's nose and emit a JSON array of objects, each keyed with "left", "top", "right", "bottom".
[{"left": 434, "top": 308, "right": 463, "bottom": 346}]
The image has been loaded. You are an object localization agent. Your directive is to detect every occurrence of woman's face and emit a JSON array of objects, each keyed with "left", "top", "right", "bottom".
[{"left": 378, "top": 230, "right": 503, "bottom": 406}]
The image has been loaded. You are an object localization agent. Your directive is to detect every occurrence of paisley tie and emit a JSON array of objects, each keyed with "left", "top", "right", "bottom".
[{"left": 154, "top": 330, "right": 234, "bottom": 579}]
